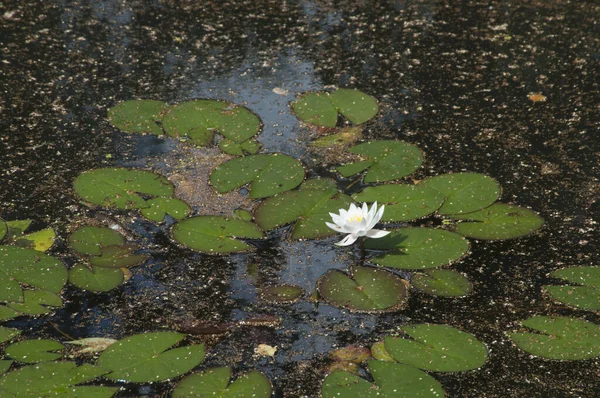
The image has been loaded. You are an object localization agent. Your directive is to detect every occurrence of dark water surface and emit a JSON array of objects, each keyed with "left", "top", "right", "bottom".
[{"left": 1, "top": 0, "right": 599, "bottom": 397}]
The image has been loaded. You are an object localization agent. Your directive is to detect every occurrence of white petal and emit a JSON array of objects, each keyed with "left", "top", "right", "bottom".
[
  {"left": 366, "top": 229, "right": 391, "bottom": 239},
  {"left": 326, "top": 222, "right": 344, "bottom": 232},
  {"left": 329, "top": 213, "right": 345, "bottom": 227},
  {"left": 374, "top": 205, "right": 385, "bottom": 223},
  {"left": 368, "top": 202, "right": 378, "bottom": 219},
  {"left": 335, "top": 234, "right": 358, "bottom": 246},
  {"left": 339, "top": 209, "right": 349, "bottom": 218},
  {"left": 348, "top": 203, "right": 358, "bottom": 213},
  {"left": 361, "top": 202, "right": 369, "bottom": 216}
]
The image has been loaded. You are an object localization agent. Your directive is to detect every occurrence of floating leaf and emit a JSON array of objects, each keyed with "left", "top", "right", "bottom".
[
  {"left": 337, "top": 141, "right": 423, "bottom": 183},
  {"left": 0, "top": 307, "right": 21, "bottom": 322},
  {"left": 74, "top": 168, "right": 174, "bottom": 209},
  {"left": 329, "top": 346, "right": 371, "bottom": 364},
  {"left": 322, "top": 360, "right": 444, "bottom": 398},
  {"left": 543, "top": 266, "right": 600, "bottom": 310},
  {"left": 13, "top": 229, "right": 55, "bottom": 252},
  {"left": 453, "top": 203, "right": 544, "bottom": 240},
  {"left": 69, "top": 226, "right": 125, "bottom": 256},
  {"left": 385, "top": 324, "right": 488, "bottom": 371},
  {"left": 412, "top": 269, "right": 472, "bottom": 297},
  {"left": 353, "top": 184, "right": 445, "bottom": 222},
  {"left": 7, "top": 290, "right": 63, "bottom": 315},
  {"left": 310, "top": 126, "right": 362, "bottom": 148},
  {"left": 108, "top": 99, "right": 168, "bottom": 135},
  {"left": 233, "top": 209, "right": 253, "bottom": 222},
  {"left": 162, "top": 100, "right": 261, "bottom": 146},
  {"left": 140, "top": 197, "right": 191, "bottom": 222},
  {"left": 5, "top": 339, "right": 64, "bottom": 363},
  {"left": 98, "top": 331, "right": 205, "bottom": 382},
  {"left": 419, "top": 173, "right": 501, "bottom": 215},
  {"left": 317, "top": 266, "right": 409, "bottom": 313},
  {"left": 260, "top": 284, "right": 304, "bottom": 303},
  {"left": 0, "top": 327, "right": 20, "bottom": 344},
  {"left": 292, "top": 89, "right": 378, "bottom": 127},
  {"left": 255, "top": 344, "right": 277, "bottom": 358},
  {"left": 0, "top": 220, "right": 6, "bottom": 241},
  {"left": 366, "top": 228, "right": 469, "bottom": 270},
  {"left": 219, "top": 138, "right": 261, "bottom": 156},
  {"left": 370, "top": 341, "right": 395, "bottom": 362},
  {"left": 509, "top": 316, "right": 600, "bottom": 360},
  {"left": 0, "top": 361, "right": 11, "bottom": 375},
  {"left": 173, "top": 367, "right": 272, "bottom": 398},
  {"left": 65, "top": 338, "right": 118, "bottom": 355},
  {"left": 254, "top": 179, "right": 353, "bottom": 239},
  {"left": 173, "top": 216, "right": 264, "bottom": 254},
  {"left": 69, "top": 265, "right": 125, "bottom": 292},
  {"left": 90, "top": 245, "right": 148, "bottom": 268},
  {"left": 210, "top": 154, "right": 304, "bottom": 199},
  {"left": 5, "top": 220, "right": 32, "bottom": 237}
]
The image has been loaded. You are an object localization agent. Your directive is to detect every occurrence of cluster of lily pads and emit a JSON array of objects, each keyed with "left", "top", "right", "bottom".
[{"left": 0, "top": 88, "right": 597, "bottom": 396}]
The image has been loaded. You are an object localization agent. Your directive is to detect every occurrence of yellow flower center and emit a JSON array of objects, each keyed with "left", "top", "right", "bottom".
[{"left": 349, "top": 215, "right": 363, "bottom": 223}]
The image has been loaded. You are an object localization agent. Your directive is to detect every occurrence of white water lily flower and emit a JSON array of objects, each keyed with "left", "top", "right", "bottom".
[{"left": 326, "top": 202, "right": 390, "bottom": 246}]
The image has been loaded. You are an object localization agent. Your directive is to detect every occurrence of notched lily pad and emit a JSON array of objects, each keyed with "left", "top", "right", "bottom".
[
  {"left": 69, "top": 226, "right": 125, "bottom": 257},
  {"left": 7, "top": 290, "right": 63, "bottom": 315},
  {"left": 5, "top": 339, "right": 64, "bottom": 363},
  {"left": 412, "top": 269, "right": 472, "bottom": 297},
  {"left": 140, "top": 197, "right": 191, "bottom": 222},
  {"left": 173, "top": 366, "right": 272, "bottom": 398},
  {"left": 260, "top": 284, "right": 304, "bottom": 304},
  {"left": 0, "top": 327, "right": 20, "bottom": 344},
  {"left": 337, "top": 141, "right": 423, "bottom": 183},
  {"left": 317, "top": 266, "right": 409, "bottom": 313},
  {"left": 508, "top": 316, "right": 600, "bottom": 360},
  {"left": 2, "top": 220, "right": 55, "bottom": 252},
  {"left": 108, "top": 99, "right": 168, "bottom": 136},
  {"left": 366, "top": 228, "right": 469, "bottom": 270},
  {"left": 543, "top": 266, "right": 600, "bottom": 310},
  {"left": 69, "top": 265, "right": 125, "bottom": 293},
  {"left": 219, "top": 138, "right": 261, "bottom": 156},
  {"left": 292, "top": 89, "right": 378, "bottom": 127},
  {"left": 453, "top": 203, "right": 544, "bottom": 240},
  {"left": 89, "top": 245, "right": 148, "bottom": 268}
]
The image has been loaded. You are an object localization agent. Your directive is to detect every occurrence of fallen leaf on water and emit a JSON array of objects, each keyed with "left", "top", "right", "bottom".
[
  {"left": 255, "top": 344, "right": 277, "bottom": 358},
  {"left": 65, "top": 337, "right": 118, "bottom": 354}
]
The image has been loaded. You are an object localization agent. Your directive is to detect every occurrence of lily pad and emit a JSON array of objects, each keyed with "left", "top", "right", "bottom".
[
  {"left": 69, "top": 265, "right": 125, "bottom": 292},
  {"left": 366, "top": 228, "right": 470, "bottom": 270},
  {"left": 13, "top": 229, "right": 56, "bottom": 252},
  {"left": 260, "top": 284, "right": 304, "bottom": 303},
  {"left": 173, "top": 367, "right": 272, "bottom": 398},
  {"left": 140, "top": 197, "right": 191, "bottom": 222},
  {"left": 210, "top": 154, "right": 305, "bottom": 199},
  {"left": 173, "top": 216, "right": 264, "bottom": 254},
  {"left": 0, "top": 361, "right": 11, "bottom": 375},
  {"left": 7, "top": 290, "right": 63, "bottom": 315},
  {"left": 453, "top": 203, "right": 544, "bottom": 240},
  {"left": 337, "top": 141, "right": 423, "bottom": 183},
  {"left": 292, "top": 89, "right": 378, "bottom": 127},
  {"left": 322, "top": 360, "right": 444, "bottom": 398},
  {"left": 4, "top": 220, "right": 32, "bottom": 237},
  {"left": 219, "top": 138, "right": 261, "bottom": 156},
  {"left": 508, "top": 316, "right": 600, "bottom": 360},
  {"left": 310, "top": 126, "right": 362, "bottom": 148},
  {"left": 0, "top": 327, "right": 20, "bottom": 344},
  {"left": 254, "top": 179, "right": 353, "bottom": 239},
  {"left": 317, "top": 266, "right": 409, "bottom": 313},
  {"left": 89, "top": 245, "right": 148, "bottom": 268},
  {"left": 371, "top": 341, "right": 395, "bottom": 362},
  {"left": 419, "top": 173, "right": 501, "bottom": 215},
  {"left": 5, "top": 339, "right": 64, "bottom": 363},
  {"left": 69, "top": 226, "right": 125, "bottom": 256},
  {"left": 0, "top": 219, "right": 6, "bottom": 241},
  {"left": 385, "top": 324, "right": 488, "bottom": 371},
  {"left": 74, "top": 168, "right": 174, "bottom": 210},
  {"left": 162, "top": 100, "right": 261, "bottom": 146},
  {"left": 108, "top": 99, "right": 168, "bottom": 136},
  {"left": 543, "top": 266, "right": 600, "bottom": 310},
  {"left": 97, "top": 331, "right": 205, "bottom": 382},
  {"left": 412, "top": 269, "right": 472, "bottom": 297},
  {"left": 353, "top": 184, "right": 445, "bottom": 222}
]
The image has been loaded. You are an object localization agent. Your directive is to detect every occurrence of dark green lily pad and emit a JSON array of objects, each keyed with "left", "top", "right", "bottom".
[
  {"left": 337, "top": 141, "right": 423, "bottom": 183},
  {"left": 5, "top": 339, "right": 64, "bottom": 363},
  {"left": 412, "top": 269, "right": 472, "bottom": 297},
  {"left": 0, "top": 362, "right": 116, "bottom": 398},
  {"left": 69, "top": 265, "right": 125, "bottom": 293},
  {"left": 353, "top": 184, "right": 445, "bottom": 222},
  {"left": 0, "top": 307, "right": 21, "bottom": 322},
  {"left": 254, "top": 179, "right": 353, "bottom": 239},
  {"left": 162, "top": 100, "right": 261, "bottom": 146},
  {"left": 317, "top": 266, "right": 409, "bottom": 313},
  {"left": 210, "top": 154, "right": 304, "bottom": 199},
  {"left": 4, "top": 220, "right": 32, "bottom": 237},
  {"left": 89, "top": 245, "right": 148, "bottom": 268},
  {"left": 454, "top": 203, "right": 544, "bottom": 240},
  {"left": 322, "top": 360, "right": 444, "bottom": 398},
  {"left": 509, "top": 316, "right": 600, "bottom": 360},
  {"left": 0, "top": 361, "right": 11, "bottom": 375},
  {"left": 419, "top": 173, "right": 501, "bottom": 215},
  {"left": 173, "top": 367, "right": 272, "bottom": 398},
  {"left": 366, "top": 228, "right": 469, "bottom": 270},
  {"left": 233, "top": 209, "right": 253, "bottom": 222},
  {"left": 0, "top": 219, "right": 6, "bottom": 241},
  {"left": 173, "top": 216, "right": 264, "bottom": 254},
  {"left": 7, "top": 290, "right": 63, "bottom": 315},
  {"left": 140, "top": 197, "right": 191, "bottom": 222},
  {"left": 385, "top": 324, "right": 488, "bottom": 371},
  {"left": 219, "top": 138, "right": 261, "bottom": 156},
  {"left": 97, "top": 331, "right": 205, "bottom": 382},
  {"left": 292, "top": 89, "right": 378, "bottom": 127},
  {"left": 260, "top": 284, "right": 304, "bottom": 303},
  {"left": 543, "top": 266, "right": 600, "bottom": 310},
  {"left": 69, "top": 226, "right": 125, "bottom": 256},
  {"left": 74, "top": 168, "right": 174, "bottom": 210},
  {"left": 108, "top": 100, "right": 168, "bottom": 136},
  {"left": 0, "top": 327, "right": 20, "bottom": 344}
]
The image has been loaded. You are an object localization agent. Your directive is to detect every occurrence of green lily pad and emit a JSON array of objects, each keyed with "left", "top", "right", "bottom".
[
  {"left": 454, "top": 203, "right": 544, "bottom": 240},
  {"left": 140, "top": 197, "right": 191, "bottom": 222},
  {"left": 5, "top": 220, "right": 32, "bottom": 237},
  {"left": 0, "top": 246, "right": 67, "bottom": 295},
  {"left": 353, "top": 184, "right": 445, "bottom": 222},
  {"left": 370, "top": 341, "right": 395, "bottom": 362},
  {"left": 0, "top": 307, "right": 21, "bottom": 322},
  {"left": 219, "top": 138, "right": 261, "bottom": 156},
  {"left": 173, "top": 367, "right": 272, "bottom": 398},
  {"left": 310, "top": 126, "right": 362, "bottom": 148},
  {"left": 0, "top": 361, "right": 116, "bottom": 398},
  {"left": 317, "top": 266, "right": 409, "bottom": 313},
  {"left": 543, "top": 266, "right": 600, "bottom": 310},
  {"left": 322, "top": 360, "right": 444, "bottom": 398},
  {"left": 419, "top": 173, "right": 501, "bottom": 215},
  {"left": 0, "top": 361, "right": 12, "bottom": 375},
  {"left": 97, "top": 331, "right": 205, "bottom": 382},
  {"left": 89, "top": 245, "right": 148, "bottom": 268},
  {"left": 0, "top": 327, "right": 20, "bottom": 344},
  {"left": 5, "top": 339, "right": 64, "bottom": 363},
  {"left": 412, "top": 269, "right": 472, "bottom": 297},
  {"left": 366, "top": 228, "right": 469, "bottom": 270},
  {"left": 337, "top": 141, "right": 423, "bottom": 183},
  {"left": 74, "top": 168, "right": 174, "bottom": 209},
  {"left": 254, "top": 179, "right": 353, "bottom": 239},
  {"left": 260, "top": 284, "right": 304, "bottom": 303},
  {"left": 292, "top": 89, "right": 378, "bottom": 127},
  {"left": 13, "top": 229, "right": 56, "bottom": 252},
  {"left": 233, "top": 209, "right": 253, "bottom": 222},
  {"left": 69, "top": 226, "right": 125, "bottom": 256},
  {"left": 385, "top": 324, "right": 488, "bottom": 371},
  {"left": 509, "top": 316, "right": 600, "bottom": 360},
  {"left": 7, "top": 290, "right": 63, "bottom": 315},
  {"left": 162, "top": 100, "right": 261, "bottom": 146},
  {"left": 210, "top": 154, "right": 305, "bottom": 199},
  {"left": 69, "top": 265, "right": 125, "bottom": 293},
  {"left": 0, "top": 220, "right": 6, "bottom": 242},
  {"left": 173, "top": 216, "right": 264, "bottom": 254},
  {"left": 108, "top": 99, "right": 168, "bottom": 136}
]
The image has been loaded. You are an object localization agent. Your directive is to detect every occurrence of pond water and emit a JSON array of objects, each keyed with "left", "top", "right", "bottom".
[{"left": 1, "top": 0, "right": 599, "bottom": 397}]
